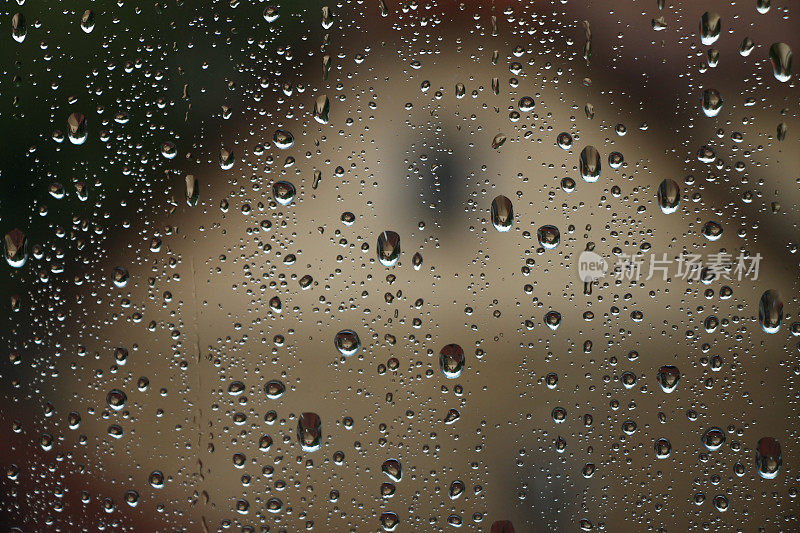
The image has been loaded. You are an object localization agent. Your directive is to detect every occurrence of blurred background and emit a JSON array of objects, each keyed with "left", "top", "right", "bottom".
[{"left": 1, "top": 0, "right": 799, "bottom": 531}]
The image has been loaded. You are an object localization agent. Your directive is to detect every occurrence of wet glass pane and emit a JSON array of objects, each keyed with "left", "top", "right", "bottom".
[{"left": 1, "top": 1, "right": 797, "bottom": 531}]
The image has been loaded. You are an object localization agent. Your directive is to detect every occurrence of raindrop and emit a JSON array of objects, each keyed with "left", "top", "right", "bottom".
[
  {"left": 67, "top": 113, "right": 88, "bottom": 145},
  {"left": 701, "top": 89, "right": 723, "bottom": 117},
  {"left": 656, "top": 365, "right": 680, "bottom": 393},
  {"left": 4, "top": 229, "right": 27, "bottom": 268},
  {"left": 657, "top": 179, "right": 680, "bottom": 214},
  {"left": 439, "top": 344, "right": 465, "bottom": 379},
  {"left": 377, "top": 231, "right": 401, "bottom": 267},
  {"left": 758, "top": 290, "right": 783, "bottom": 334},
  {"left": 334, "top": 329, "right": 361, "bottom": 357},
  {"left": 272, "top": 180, "right": 296, "bottom": 206},
  {"left": 313, "top": 94, "right": 330, "bottom": 124},
  {"left": 537, "top": 225, "right": 560, "bottom": 249},
  {"left": 579, "top": 146, "right": 601, "bottom": 182},
  {"left": 11, "top": 13, "right": 26, "bottom": 43},
  {"left": 297, "top": 412, "right": 322, "bottom": 452},
  {"left": 273, "top": 129, "right": 294, "bottom": 149},
  {"left": 699, "top": 12, "right": 721, "bottom": 46},
  {"left": 80, "top": 10, "right": 95, "bottom": 33},
  {"left": 490, "top": 195, "right": 513, "bottom": 232},
  {"left": 768, "top": 43, "right": 792, "bottom": 82},
  {"left": 702, "top": 427, "right": 726, "bottom": 451},
  {"left": 755, "top": 437, "right": 782, "bottom": 479}
]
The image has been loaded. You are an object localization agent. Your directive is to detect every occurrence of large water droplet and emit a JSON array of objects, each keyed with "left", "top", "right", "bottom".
[
  {"left": 701, "top": 220, "right": 723, "bottom": 241},
  {"left": 297, "top": 412, "right": 322, "bottom": 452},
  {"left": 67, "top": 113, "right": 88, "bottom": 145},
  {"left": 313, "top": 94, "right": 330, "bottom": 124},
  {"left": 382, "top": 459, "right": 402, "bottom": 482},
  {"left": 657, "top": 179, "right": 680, "bottom": 214},
  {"left": 768, "top": 43, "right": 793, "bottom": 82},
  {"left": 263, "top": 6, "right": 279, "bottom": 22},
  {"left": 273, "top": 129, "right": 294, "bottom": 149},
  {"left": 4, "top": 229, "right": 27, "bottom": 268},
  {"left": 11, "top": 13, "right": 26, "bottom": 43},
  {"left": 758, "top": 290, "right": 783, "bottom": 333},
  {"left": 185, "top": 175, "right": 199, "bottom": 206},
  {"left": 537, "top": 225, "right": 560, "bottom": 249},
  {"left": 699, "top": 12, "right": 721, "bottom": 46},
  {"left": 377, "top": 231, "right": 400, "bottom": 267},
  {"left": 81, "top": 10, "right": 95, "bottom": 33},
  {"left": 579, "top": 146, "right": 601, "bottom": 182},
  {"left": 755, "top": 437, "right": 782, "bottom": 479},
  {"left": 439, "top": 344, "right": 465, "bottom": 379},
  {"left": 272, "top": 180, "right": 296, "bottom": 206},
  {"left": 655, "top": 438, "right": 672, "bottom": 459},
  {"left": 657, "top": 365, "right": 680, "bottom": 393},
  {"left": 701, "top": 427, "right": 726, "bottom": 451},
  {"left": 701, "top": 89, "right": 723, "bottom": 117},
  {"left": 334, "top": 329, "right": 361, "bottom": 357},
  {"left": 106, "top": 389, "right": 128, "bottom": 411},
  {"left": 490, "top": 195, "right": 513, "bottom": 232}
]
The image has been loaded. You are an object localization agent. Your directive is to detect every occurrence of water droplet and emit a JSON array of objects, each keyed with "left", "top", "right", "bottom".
[
  {"left": 544, "top": 310, "right": 562, "bottom": 330},
  {"left": 657, "top": 179, "right": 680, "bottom": 214},
  {"left": 334, "top": 329, "right": 361, "bottom": 357},
  {"left": 149, "top": 470, "right": 164, "bottom": 489},
  {"left": 699, "top": 12, "right": 721, "bottom": 46},
  {"left": 537, "top": 225, "right": 560, "bottom": 249},
  {"left": 321, "top": 6, "right": 334, "bottom": 29},
  {"left": 756, "top": 0, "right": 771, "bottom": 14},
  {"left": 219, "top": 148, "right": 235, "bottom": 170},
  {"left": 740, "top": 37, "right": 755, "bottom": 56},
  {"left": 313, "top": 94, "right": 330, "bottom": 124},
  {"left": 380, "top": 511, "right": 399, "bottom": 531},
  {"left": 449, "top": 480, "right": 465, "bottom": 499},
  {"left": 377, "top": 231, "right": 401, "bottom": 267},
  {"left": 185, "top": 175, "right": 199, "bottom": 206},
  {"left": 272, "top": 180, "right": 296, "bottom": 206},
  {"left": 701, "top": 221, "right": 723, "bottom": 241},
  {"left": 768, "top": 43, "right": 793, "bottom": 82},
  {"left": 4, "top": 229, "right": 27, "bottom": 268},
  {"left": 382, "top": 459, "right": 402, "bottom": 482},
  {"left": 263, "top": 6, "right": 279, "bottom": 22},
  {"left": 67, "top": 113, "right": 87, "bottom": 145},
  {"left": 579, "top": 146, "right": 601, "bottom": 182},
  {"left": 264, "top": 380, "right": 285, "bottom": 399},
  {"left": 112, "top": 267, "right": 129, "bottom": 288},
  {"left": 755, "top": 437, "right": 782, "bottom": 479},
  {"left": 702, "top": 427, "right": 726, "bottom": 451},
  {"left": 518, "top": 96, "right": 535, "bottom": 112},
  {"left": 297, "top": 412, "right": 322, "bottom": 452},
  {"left": 657, "top": 365, "right": 680, "bottom": 393},
  {"left": 655, "top": 438, "right": 672, "bottom": 459},
  {"left": 11, "top": 13, "right": 26, "bottom": 43},
  {"left": 106, "top": 389, "right": 127, "bottom": 411},
  {"left": 490, "top": 195, "right": 513, "bottom": 232},
  {"left": 80, "top": 10, "right": 95, "bottom": 33},
  {"left": 758, "top": 290, "right": 783, "bottom": 334},
  {"left": 608, "top": 151, "right": 624, "bottom": 169},
  {"left": 701, "top": 89, "right": 723, "bottom": 117},
  {"left": 439, "top": 344, "right": 465, "bottom": 379},
  {"left": 160, "top": 141, "right": 176, "bottom": 159},
  {"left": 273, "top": 129, "right": 294, "bottom": 149},
  {"left": 491, "top": 133, "right": 507, "bottom": 149},
  {"left": 557, "top": 132, "right": 573, "bottom": 150},
  {"left": 412, "top": 251, "right": 423, "bottom": 270}
]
